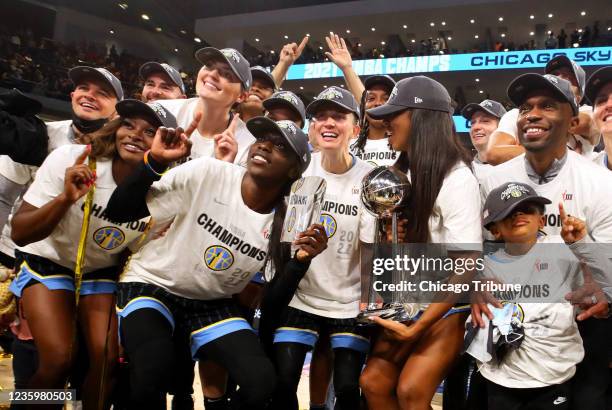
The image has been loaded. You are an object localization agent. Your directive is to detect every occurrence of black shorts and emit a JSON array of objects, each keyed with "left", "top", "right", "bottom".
[
  {"left": 116, "top": 282, "right": 254, "bottom": 359},
  {"left": 273, "top": 306, "right": 370, "bottom": 353},
  {"left": 10, "top": 250, "right": 118, "bottom": 297},
  {"left": 486, "top": 378, "right": 572, "bottom": 410}
]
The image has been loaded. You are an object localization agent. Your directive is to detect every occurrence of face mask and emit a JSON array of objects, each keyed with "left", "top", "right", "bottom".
[{"left": 71, "top": 112, "right": 107, "bottom": 134}]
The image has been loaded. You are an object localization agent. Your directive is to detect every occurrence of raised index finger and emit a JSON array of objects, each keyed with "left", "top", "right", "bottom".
[
  {"left": 184, "top": 112, "right": 201, "bottom": 138},
  {"left": 227, "top": 114, "right": 240, "bottom": 134},
  {"left": 297, "top": 36, "right": 309, "bottom": 54},
  {"left": 74, "top": 145, "right": 91, "bottom": 165},
  {"left": 558, "top": 202, "right": 568, "bottom": 223}
]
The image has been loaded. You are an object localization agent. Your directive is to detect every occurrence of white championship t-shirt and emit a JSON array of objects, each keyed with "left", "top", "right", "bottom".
[
  {"left": 18, "top": 145, "right": 150, "bottom": 272},
  {"left": 352, "top": 138, "right": 398, "bottom": 167},
  {"left": 157, "top": 98, "right": 255, "bottom": 166},
  {"left": 478, "top": 239, "right": 585, "bottom": 388},
  {"left": 289, "top": 153, "right": 376, "bottom": 318},
  {"left": 496, "top": 106, "right": 598, "bottom": 159},
  {"left": 472, "top": 160, "right": 494, "bottom": 184},
  {"left": 592, "top": 151, "right": 609, "bottom": 170},
  {"left": 480, "top": 151, "right": 612, "bottom": 243},
  {"left": 121, "top": 158, "right": 273, "bottom": 300},
  {"left": 0, "top": 120, "right": 75, "bottom": 257}
]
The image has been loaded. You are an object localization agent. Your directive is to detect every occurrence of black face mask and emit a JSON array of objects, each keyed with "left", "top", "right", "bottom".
[{"left": 71, "top": 112, "right": 108, "bottom": 134}]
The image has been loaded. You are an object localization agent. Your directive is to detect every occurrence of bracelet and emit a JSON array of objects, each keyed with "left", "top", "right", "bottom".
[{"left": 143, "top": 150, "right": 168, "bottom": 177}]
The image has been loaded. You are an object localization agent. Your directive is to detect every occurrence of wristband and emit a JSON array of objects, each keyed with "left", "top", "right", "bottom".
[{"left": 143, "top": 150, "right": 168, "bottom": 177}]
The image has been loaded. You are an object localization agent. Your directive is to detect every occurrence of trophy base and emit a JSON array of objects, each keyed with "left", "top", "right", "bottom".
[{"left": 357, "top": 303, "right": 419, "bottom": 325}]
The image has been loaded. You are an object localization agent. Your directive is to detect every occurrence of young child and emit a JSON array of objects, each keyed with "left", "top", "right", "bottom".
[{"left": 469, "top": 181, "right": 610, "bottom": 410}]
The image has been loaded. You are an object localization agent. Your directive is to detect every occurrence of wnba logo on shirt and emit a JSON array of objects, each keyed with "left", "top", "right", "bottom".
[
  {"left": 204, "top": 245, "right": 234, "bottom": 271},
  {"left": 320, "top": 213, "right": 337, "bottom": 238},
  {"left": 534, "top": 259, "right": 549, "bottom": 272},
  {"left": 561, "top": 191, "right": 573, "bottom": 201},
  {"left": 93, "top": 227, "right": 125, "bottom": 250}
]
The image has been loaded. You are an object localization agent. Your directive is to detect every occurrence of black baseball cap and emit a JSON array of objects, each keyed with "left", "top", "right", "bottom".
[
  {"left": 116, "top": 99, "right": 178, "bottom": 129},
  {"left": 461, "top": 99, "right": 507, "bottom": 121},
  {"left": 263, "top": 91, "right": 306, "bottom": 126},
  {"left": 69, "top": 66, "right": 124, "bottom": 100},
  {"left": 306, "top": 86, "right": 360, "bottom": 118},
  {"left": 246, "top": 117, "right": 311, "bottom": 173},
  {"left": 250, "top": 66, "right": 276, "bottom": 90},
  {"left": 483, "top": 182, "right": 551, "bottom": 229},
  {"left": 507, "top": 73, "right": 578, "bottom": 115},
  {"left": 195, "top": 47, "right": 252, "bottom": 90},
  {"left": 585, "top": 66, "right": 612, "bottom": 105},
  {"left": 139, "top": 62, "right": 186, "bottom": 93},
  {"left": 545, "top": 56, "right": 586, "bottom": 97},
  {"left": 364, "top": 75, "right": 396, "bottom": 92},
  {"left": 367, "top": 76, "right": 453, "bottom": 119}
]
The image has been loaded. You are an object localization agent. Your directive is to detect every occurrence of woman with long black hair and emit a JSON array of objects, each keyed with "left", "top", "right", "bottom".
[
  {"left": 359, "top": 76, "right": 483, "bottom": 410},
  {"left": 105, "top": 116, "right": 327, "bottom": 409},
  {"left": 9, "top": 99, "right": 174, "bottom": 409}
]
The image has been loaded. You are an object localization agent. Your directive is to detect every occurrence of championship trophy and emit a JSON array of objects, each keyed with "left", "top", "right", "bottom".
[
  {"left": 358, "top": 166, "right": 419, "bottom": 323},
  {"left": 281, "top": 176, "right": 327, "bottom": 243}
]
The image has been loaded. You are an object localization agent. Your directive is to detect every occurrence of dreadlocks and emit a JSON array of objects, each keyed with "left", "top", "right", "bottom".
[{"left": 350, "top": 90, "right": 369, "bottom": 156}]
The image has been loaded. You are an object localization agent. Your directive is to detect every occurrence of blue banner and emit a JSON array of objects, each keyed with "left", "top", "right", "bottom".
[
  {"left": 454, "top": 116, "right": 470, "bottom": 133},
  {"left": 287, "top": 47, "right": 612, "bottom": 80}
]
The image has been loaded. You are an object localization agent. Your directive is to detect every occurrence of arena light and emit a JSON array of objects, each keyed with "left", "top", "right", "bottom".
[
  {"left": 194, "top": 37, "right": 201, "bottom": 43},
  {"left": 501, "top": 33, "right": 506, "bottom": 38},
  {"left": 411, "top": 39, "right": 416, "bottom": 43},
  {"left": 323, "top": 85, "right": 327, "bottom": 88},
  {"left": 319, "top": 46, "right": 323, "bottom": 50},
  {"left": 529, "top": 15, "right": 535, "bottom": 20},
  {"left": 381, "top": 41, "right": 386, "bottom": 45},
  {"left": 608, "top": 27, "right": 612, "bottom": 31},
  {"left": 306, "top": 33, "right": 311, "bottom": 37},
  {"left": 547, "top": 30, "right": 552, "bottom": 34},
  {"left": 403, "top": 25, "right": 408, "bottom": 29},
  {"left": 479, "top": 90, "right": 484, "bottom": 94},
  {"left": 380, "top": 54, "right": 385, "bottom": 58},
  {"left": 118, "top": 3, "right": 128, "bottom": 10},
  {"left": 174, "top": 48, "right": 179, "bottom": 52},
  {"left": 270, "top": 50, "right": 275, "bottom": 54},
  {"left": 470, "top": 19, "right": 475, "bottom": 24},
  {"left": 441, "top": 21, "right": 446, "bottom": 26},
  {"left": 141, "top": 14, "right": 149, "bottom": 20},
  {"left": 155, "top": 27, "right": 162, "bottom": 32},
  {"left": 529, "top": 31, "right": 534, "bottom": 36},
  {"left": 340, "top": 84, "right": 345, "bottom": 87},
  {"left": 573, "top": 43, "right": 579, "bottom": 47},
  {"left": 580, "top": 11, "right": 586, "bottom": 16},
  {"left": 447, "top": 36, "right": 452, "bottom": 40},
  {"left": 548, "top": 13, "right": 553, "bottom": 18},
  {"left": 255, "top": 38, "right": 260, "bottom": 42},
  {"left": 429, "top": 22, "right": 435, "bottom": 27},
  {"left": 474, "top": 34, "right": 479, "bottom": 39},
  {"left": 475, "top": 78, "right": 480, "bottom": 82},
  {"left": 346, "top": 30, "right": 350, "bottom": 34},
  {"left": 371, "top": 27, "right": 376, "bottom": 31},
  {"left": 358, "top": 43, "right": 362, "bottom": 46},
  {"left": 109, "top": 29, "right": 115, "bottom": 34},
  {"left": 180, "top": 29, "right": 187, "bottom": 34},
  {"left": 578, "top": 29, "right": 583, "bottom": 33},
  {"left": 299, "top": 86, "right": 304, "bottom": 90},
  {"left": 498, "top": 17, "right": 504, "bottom": 22},
  {"left": 504, "top": 48, "right": 509, "bottom": 51},
  {"left": 284, "top": 35, "right": 289, "bottom": 39}
]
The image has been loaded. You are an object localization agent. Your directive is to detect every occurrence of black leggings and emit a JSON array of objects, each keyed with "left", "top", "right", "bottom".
[
  {"left": 271, "top": 342, "right": 365, "bottom": 410},
  {"left": 120, "top": 308, "right": 276, "bottom": 410}
]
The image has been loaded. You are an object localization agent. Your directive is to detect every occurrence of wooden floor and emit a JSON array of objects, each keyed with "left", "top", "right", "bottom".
[{"left": 0, "top": 353, "right": 442, "bottom": 409}]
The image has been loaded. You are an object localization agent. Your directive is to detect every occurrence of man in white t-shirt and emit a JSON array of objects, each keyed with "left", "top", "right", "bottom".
[
  {"left": 139, "top": 62, "right": 187, "bottom": 103},
  {"left": 478, "top": 72, "right": 612, "bottom": 410},
  {"left": 486, "top": 57, "right": 600, "bottom": 164},
  {"left": 585, "top": 66, "right": 612, "bottom": 171},
  {"left": 460, "top": 99, "right": 507, "bottom": 179}
]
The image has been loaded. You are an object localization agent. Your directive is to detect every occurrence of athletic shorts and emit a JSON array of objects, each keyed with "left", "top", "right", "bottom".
[
  {"left": 486, "top": 378, "right": 572, "bottom": 410},
  {"left": 10, "top": 250, "right": 118, "bottom": 297},
  {"left": 116, "top": 282, "right": 254, "bottom": 359},
  {"left": 273, "top": 307, "right": 370, "bottom": 354}
]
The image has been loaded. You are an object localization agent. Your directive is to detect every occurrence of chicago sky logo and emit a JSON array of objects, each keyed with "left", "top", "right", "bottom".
[
  {"left": 319, "top": 213, "right": 337, "bottom": 238},
  {"left": 204, "top": 245, "right": 234, "bottom": 271}
]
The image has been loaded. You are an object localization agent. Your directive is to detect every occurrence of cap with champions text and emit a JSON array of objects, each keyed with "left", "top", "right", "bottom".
[
  {"left": 306, "top": 86, "right": 360, "bottom": 118},
  {"left": 461, "top": 99, "right": 507, "bottom": 121},
  {"left": 195, "top": 47, "right": 252, "bottom": 90},
  {"left": 507, "top": 73, "right": 578, "bottom": 115},
  {"left": 139, "top": 62, "right": 186, "bottom": 93},
  {"left": 250, "top": 66, "right": 276, "bottom": 90},
  {"left": 585, "top": 66, "right": 612, "bottom": 105},
  {"left": 246, "top": 116, "right": 311, "bottom": 173},
  {"left": 545, "top": 55, "right": 586, "bottom": 98},
  {"left": 483, "top": 182, "right": 551, "bottom": 229},
  {"left": 367, "top": 76, "right": 453, "bottom": 119},
  {"left": 69, "top": 66, "right": 124, "bottom": 100},
  {"left": 263, "top": 91, "right": 306, "bottom": 126},
  {"left": 116, "top": 99, "right": 178, "bottom": 129}
]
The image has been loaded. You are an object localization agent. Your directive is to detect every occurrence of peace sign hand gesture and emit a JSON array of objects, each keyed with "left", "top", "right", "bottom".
[{"left": 150, "top": 113, "right": 200, "bottom": 165}]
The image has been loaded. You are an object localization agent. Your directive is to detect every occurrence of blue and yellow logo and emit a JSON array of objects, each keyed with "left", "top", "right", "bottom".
[
  {"left": 501, "top": 301, "right": 525, "bottom": 323},
  {"left": 287, "top": 207, "right": 297, "bottom": 232},
  {"left": 319, "top": 213, "right": 337, "bottom": 238},
  {"left": 204, "top": 245, "right": 234, "bottom": 271},
  {"left": 93, "top": 226, "right": 125, "bottom": 250}
]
